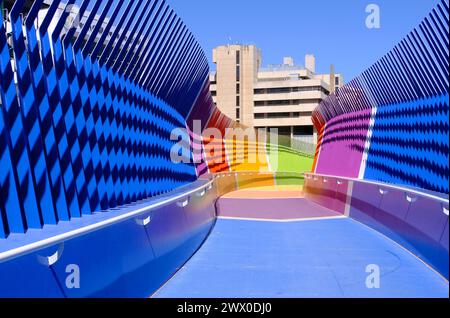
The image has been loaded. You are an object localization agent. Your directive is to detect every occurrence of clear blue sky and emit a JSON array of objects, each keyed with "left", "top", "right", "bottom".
[{"left": 168, "top": 0, "right": 438, "bottom": 81}]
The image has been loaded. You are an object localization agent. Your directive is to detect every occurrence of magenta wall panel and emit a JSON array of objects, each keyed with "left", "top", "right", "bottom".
[{"left": 315, "top": 109, "right": 371, "bottom": 178}]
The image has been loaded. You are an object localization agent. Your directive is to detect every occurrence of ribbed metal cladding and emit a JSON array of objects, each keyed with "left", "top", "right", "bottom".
[{"left": 0, "top": 0, "right": 207, "bottom": 237}]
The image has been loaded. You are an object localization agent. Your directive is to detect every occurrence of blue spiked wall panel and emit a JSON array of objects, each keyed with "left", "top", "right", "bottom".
[{"left": 0, "top": 0, "right": 209, "bottom": 238}]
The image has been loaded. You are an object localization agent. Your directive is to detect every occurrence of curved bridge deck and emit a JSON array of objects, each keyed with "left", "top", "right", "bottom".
[{"left": 153, "top": 188, "right": 449, "bottom": 298}]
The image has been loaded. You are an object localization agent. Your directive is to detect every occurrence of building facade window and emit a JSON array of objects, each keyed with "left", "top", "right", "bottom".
[
  {"left": 267, "top": 100, "right": 290, "bottom": 106},
  {"left": 254, "top": 86, "right": 329, "bottom": 95},
  {"left": 266, "top": 112, "right": 291, "bottom": 118},
  {"left": 236, "top": 50, "right": 240, "bottom": 65},
  {"left": 254, "top": 112, "right": 312, "bottom": 119},
  {"left": 293, "top": 126, "right": 314, "bottom": 135},
  {"left": 254, "top": 99, "right": 322, "bottom": 107}
]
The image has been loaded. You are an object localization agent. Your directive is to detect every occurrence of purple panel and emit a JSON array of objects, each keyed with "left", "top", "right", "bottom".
[
  {"left": 184, "top": 186, "right": 216, "bottom": 234},
  {"left": 147, "top": 204, "right": 190, "bottom": 257},
  {"left": 440, "top": 220, "right": 449, "bottom": 251},
  {"left": 189, "top": 128, "right": 208, "bottom": 176},
  {"left": 378, "top": 189, "right": 410, "bottom": 220},
  {"left": 186, "top": 81, "right": 217, "bottom": 177},
  {"left": 348, "top": 181, "right": 382, "bottom": 225},
  {"left": 183, "top": 185, "right": 217, "bottom": 251},
  {"left": 406, "top": 198, "right": 448, "bottom": 242},
  {"left": 346, "top": 180, "right": 449, "bottom": 279}
]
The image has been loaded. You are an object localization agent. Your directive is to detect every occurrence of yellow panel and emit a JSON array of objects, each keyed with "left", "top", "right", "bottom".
[
  {"left": 224, "top": 137, "right": 270, "bottom": 172},
  {"left": 236, "top": 172, "right": 275, "bottom": 189}
]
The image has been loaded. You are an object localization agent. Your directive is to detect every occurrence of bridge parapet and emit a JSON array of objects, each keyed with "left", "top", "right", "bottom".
[{"left": 304, "top": 172, "right": 449, "bottom": 280}]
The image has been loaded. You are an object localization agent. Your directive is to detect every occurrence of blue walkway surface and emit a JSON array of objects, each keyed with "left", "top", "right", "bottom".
[{"left": 154, "top": 217, "right": 449, "bottom": 298}]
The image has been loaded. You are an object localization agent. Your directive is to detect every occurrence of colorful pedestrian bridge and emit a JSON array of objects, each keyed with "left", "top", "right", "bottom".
[{"left": 0, "top": 0, "right": 448, "bottom": 297}]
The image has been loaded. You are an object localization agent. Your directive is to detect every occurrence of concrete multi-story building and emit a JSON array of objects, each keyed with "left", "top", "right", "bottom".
[{"left": 210, "top": 45, "right": 343, "bottom": 145}]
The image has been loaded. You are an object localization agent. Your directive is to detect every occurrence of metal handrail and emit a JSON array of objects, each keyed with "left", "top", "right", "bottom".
[
  {"left": 4, "top": 170, "right": 446, "bottom": 263},
  {"left": 304, "top": 172, "right": 449, "bottom": 204},
  {"left": 0, "top": 179, "right": 214, "bottom": 263}
]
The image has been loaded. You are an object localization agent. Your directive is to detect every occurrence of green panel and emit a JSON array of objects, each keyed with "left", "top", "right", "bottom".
[
  {"left": 275, "top": 175, "right": 305, "bottom": 186},
  {"left": 267, "top": 143, "right": 314, "bottom": 174}
]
